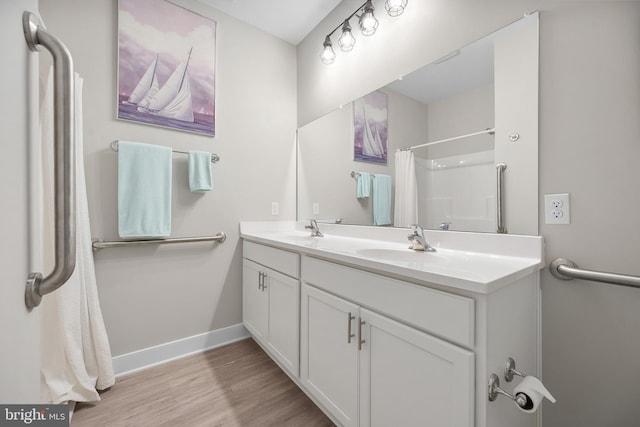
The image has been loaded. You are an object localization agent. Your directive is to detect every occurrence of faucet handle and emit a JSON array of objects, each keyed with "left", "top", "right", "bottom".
[{"left": 409, "top": 224, "right": 423, "bottom": 235}]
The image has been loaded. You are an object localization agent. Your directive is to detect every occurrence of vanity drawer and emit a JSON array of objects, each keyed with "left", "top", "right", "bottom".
[
  {"left": 302, "top": 256, "right": 474, "bottom": 348},
  {"left": 243, "top": 241, "right": 300, "bottom": 279}
]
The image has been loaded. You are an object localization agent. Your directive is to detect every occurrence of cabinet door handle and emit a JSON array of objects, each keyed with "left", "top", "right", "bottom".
[
  {"left": 258, "top": 271, "right": 264, "bottom": 290},
  {"left": 261, "top": 272, "right": 267, "bottom": 291},
  {"left": 358, "top": 317, "right": 366, "bottom": 350},
  {"left": 347, "top": 312, "right": 356, "bottom": 343}
]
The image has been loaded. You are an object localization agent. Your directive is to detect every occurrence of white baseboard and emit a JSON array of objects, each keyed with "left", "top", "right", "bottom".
[{"left": 112, "top": 323, "right": 250, "bottom": 378}]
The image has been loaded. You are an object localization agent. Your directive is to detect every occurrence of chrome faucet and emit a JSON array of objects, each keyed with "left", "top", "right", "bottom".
[
  {"left": 305, "top": 219, "right": 323, "bottom": 237},
  {"left": 407, "top": 224, "right": 436, "bottom": 252}
]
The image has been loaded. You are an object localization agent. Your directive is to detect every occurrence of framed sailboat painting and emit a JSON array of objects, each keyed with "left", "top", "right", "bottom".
[
  {"left": 117, "top": 0, "right": 216, "bottom": 136},
  {"left": 353, "top": 90, "right": 388, "bottom": 164}
]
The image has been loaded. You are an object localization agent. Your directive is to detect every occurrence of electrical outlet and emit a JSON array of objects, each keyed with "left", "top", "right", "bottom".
[
  {"left": 312, "top": 202, "right": 320, "bottom": 215},
  {"left": 544, "top": 193, "right": 570, "bottom": 224},
  {"left": 271, "top": 202, "right": 279, "bottom": 216}
]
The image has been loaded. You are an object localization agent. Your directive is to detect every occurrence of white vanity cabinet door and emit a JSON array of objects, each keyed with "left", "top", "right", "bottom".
[
  {"left": 242, "top": 258, "right": 300, "bottom": 377},
  {"left": 265, "top": 268, "right": 300, "bottom": 377},
  {"left": 242, "top": 259, "right": 268, "bottom": 343},
  {"left": 301, "top": 284, "right": 360, "bottom": 427},
  {"left": 359, "top": 308, "right": 475, "bottom": 427}
]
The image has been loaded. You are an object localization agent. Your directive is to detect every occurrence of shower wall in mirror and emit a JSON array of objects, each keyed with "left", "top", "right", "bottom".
[{"left": 297, "top": 13, "right": 538, "bottom": 235}]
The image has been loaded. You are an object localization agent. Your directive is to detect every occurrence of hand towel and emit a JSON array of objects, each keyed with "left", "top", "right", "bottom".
[
  {"left": 373, "top": 174, "right": 393, "bottom": 226},
  {"left": 357, "top": 172, "right": 371, "bottom": 199},
  {"left": 188, "top": 150, "right": 213, "bottom": 192},
  {"left": 118, "top": 141, "right": 172, "bottom": 239}
]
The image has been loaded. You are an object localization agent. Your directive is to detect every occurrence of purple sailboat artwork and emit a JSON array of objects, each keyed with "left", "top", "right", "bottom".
[
  {"left": 354, "top": 90, "right": 388, "bottom": 164},
  {"left": 118, "top": 0, "right": 216, "bottom": 136}
]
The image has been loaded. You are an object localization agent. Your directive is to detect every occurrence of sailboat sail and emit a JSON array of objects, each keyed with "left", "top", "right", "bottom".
[
  {"left": 361, "top": 103, "right": 385, "bottom": 158},
  {"left": 137, "top": 71, "right": 160, "bottom": 110},
  {"left": 145, "top": 48, "right": 194, "bottom": 123},
  {"left": 125, "top": 54, "right": 159, "bottom": 105},
  {"left": 155, "top": 76, "right": 194, "bottom": 122}
]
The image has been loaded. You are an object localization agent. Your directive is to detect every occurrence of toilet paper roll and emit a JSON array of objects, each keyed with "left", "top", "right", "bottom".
[{"left": 513, "top": 376, "right": 556, "bottom": 413}]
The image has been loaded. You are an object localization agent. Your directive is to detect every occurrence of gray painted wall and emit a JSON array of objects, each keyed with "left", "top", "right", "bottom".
[
  {"left": 298, "top": 1, "right": 640, "bottom": 425},
  {"left": 39, "top": 0, "right": 297, "bottom": 356}
]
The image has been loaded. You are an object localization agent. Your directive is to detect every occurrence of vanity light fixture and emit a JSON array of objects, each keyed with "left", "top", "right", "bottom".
[
  {"left": 385, "top": 0, "right": 408, "bottom": 17},
  {"left": 320, "top": 0, "right": 408, "bottom": 64},
  {"left": 338, "top": 20, "right": 356, "bottom": 51},
  {"left": 320, "top": 35, "right": 337, "bottom": 64},
  {"left": 359, "top": 1, "right": 379, "bottom": 36}
]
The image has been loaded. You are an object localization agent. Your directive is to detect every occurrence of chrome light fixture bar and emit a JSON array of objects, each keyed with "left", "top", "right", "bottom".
[{"left": 320, "top": 0, "right": 409, "bottom": 64}]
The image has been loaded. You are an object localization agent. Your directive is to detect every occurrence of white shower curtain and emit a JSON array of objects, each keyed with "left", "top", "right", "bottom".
[
  {"left": 393, "top": 150, "right": 419, "bottom": 227},
  {"left": 40, "top": 69, "right": 115, "bottom": 403}
]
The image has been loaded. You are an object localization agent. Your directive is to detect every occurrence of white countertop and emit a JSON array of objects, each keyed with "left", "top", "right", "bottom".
[{"left": 240, "top": 221, "right": 544, "bottom": 294}]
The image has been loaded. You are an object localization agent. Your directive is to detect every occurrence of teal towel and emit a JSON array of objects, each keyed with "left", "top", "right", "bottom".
[
  {"left": 188, "top": 150, "right": 213, "bottom": 192},
  {"left": 118, "top": 141, "right": 172, "bottom": 239},
  {"left": 373, "top": 174, "right": 393, "bottom": 226},
  {"left": 357, "top": 172, "right": 371, "bottom": 199}
]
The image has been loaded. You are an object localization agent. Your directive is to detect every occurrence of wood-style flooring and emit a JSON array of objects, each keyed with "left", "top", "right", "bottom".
[{"left": 71, "top": 338, "right": 335, "bottom": 427}]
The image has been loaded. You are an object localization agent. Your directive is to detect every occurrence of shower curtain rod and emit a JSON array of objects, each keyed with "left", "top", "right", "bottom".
[
  {"left": 400, "top": 128, "right": 495, "bottom": 151},
  {"left": 110, "top": 140, "right": 220, "bottom": 163}
]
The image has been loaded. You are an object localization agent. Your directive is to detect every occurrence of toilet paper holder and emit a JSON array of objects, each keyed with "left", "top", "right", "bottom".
[
  {"left": 487, "top": 357, "right": 529, "bottom": 407},
  {"left": 488, "top": 374, "right": 528, "bottom": 408}
]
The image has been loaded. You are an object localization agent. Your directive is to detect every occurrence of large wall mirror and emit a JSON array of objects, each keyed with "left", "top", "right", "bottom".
[{"left": 297, "top": 13, "right": 539, "bottom": 235}]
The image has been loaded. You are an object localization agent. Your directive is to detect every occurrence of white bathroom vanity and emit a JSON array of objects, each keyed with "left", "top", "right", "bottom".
[{"left": 240, "top": 221, "right": 544, "bottom": 427}]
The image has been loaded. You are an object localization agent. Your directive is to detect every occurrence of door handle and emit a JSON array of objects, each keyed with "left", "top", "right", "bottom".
[
  {"left": 358, "top": 317, "right": 366, "bottom": 350},
  {"left": 347, "top": 312, "right": 355, "bottom": 343}
]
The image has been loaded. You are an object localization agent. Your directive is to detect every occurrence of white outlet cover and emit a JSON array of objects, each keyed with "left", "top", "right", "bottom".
[{"left": 544, "top": 193, "right": 570, "bottom": 224}]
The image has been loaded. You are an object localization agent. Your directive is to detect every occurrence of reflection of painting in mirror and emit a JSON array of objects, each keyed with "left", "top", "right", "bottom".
[
  {"left": 354, "top": 91, "right": 388, "bottom": 164},
  {"left": 297, "top": 14, "right": 538, "bottom": 234}
]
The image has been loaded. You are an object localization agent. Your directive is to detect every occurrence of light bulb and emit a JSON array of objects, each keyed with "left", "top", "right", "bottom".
[
  {"left": 320, "top": 36, "right": 336, "bottom": 64},
  {"left": 385, "top": 0, "right": 408, "bottom": 17},
  {"left": 338, "top": 20, "right": 356, "bottom": 52},
  {"left": 359, "top": 2, "right": 378, "bottom": 36}
]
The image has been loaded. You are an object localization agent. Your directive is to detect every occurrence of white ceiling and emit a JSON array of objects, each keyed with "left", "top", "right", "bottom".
[{"left": 196, "top": 0, "right": 343, "bottom": 45}]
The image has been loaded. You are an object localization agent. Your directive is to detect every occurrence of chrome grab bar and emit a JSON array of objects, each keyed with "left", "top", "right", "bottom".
[
  {"left": 496, "top": 163, "right": 507, "bottom": 234},
  {"left": 92, "top": 232, "right": 227, "bottom": 250},
  {"left": 550, "top": 258, "right": 640, "bottom": 289},
  {"left": 23, "top": 12, "right": 76, "bottom": 309}
]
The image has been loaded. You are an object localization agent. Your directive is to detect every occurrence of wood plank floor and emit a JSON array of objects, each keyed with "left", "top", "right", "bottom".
[{"left": 71, "top": 338, "right": 335, "bottom": 427}]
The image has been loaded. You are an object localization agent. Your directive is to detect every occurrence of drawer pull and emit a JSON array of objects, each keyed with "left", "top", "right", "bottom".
[
  {"left": 347, "top": 312, "right": 356, "bottom": 343},
  {"left": 358, "top": 318, "right": 366, "bottom": 350}
]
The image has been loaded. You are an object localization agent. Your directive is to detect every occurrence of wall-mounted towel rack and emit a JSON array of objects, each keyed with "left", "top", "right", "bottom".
[
  {"left": 350, "top": 171, "right": 361, "bottom": 178},
  {"left": 550, "top": 258, "right": 640, "bottom": 289},
  {"left": 92, "top": 232, "right": 226, "bottom": 251},
  {"left": 110, "top": 141, "right": 220, "bottom": 163},
  {"left": 400, "top": 128, "right": 495, "bottom": 151}
]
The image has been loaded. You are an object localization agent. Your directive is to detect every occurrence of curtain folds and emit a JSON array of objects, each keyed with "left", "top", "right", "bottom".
[
  {"left": 393, "top": 150, "right": 418, "bottom": 227},
  {"left": 40, "top": 69, "right": 115, "bottom": 404}
]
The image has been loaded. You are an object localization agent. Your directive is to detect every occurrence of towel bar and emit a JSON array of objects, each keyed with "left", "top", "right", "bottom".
[
  {"left": 111, "top": 141, "right": 220, "bottom": 163},
  {"left": 92, "top": 232, "right": 226, "bottom": 250}
]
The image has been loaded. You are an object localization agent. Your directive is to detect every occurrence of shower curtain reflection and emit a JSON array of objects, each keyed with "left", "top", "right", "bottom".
[{"left": 393, "top": 150, "right": 418, "bottom": 227}]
